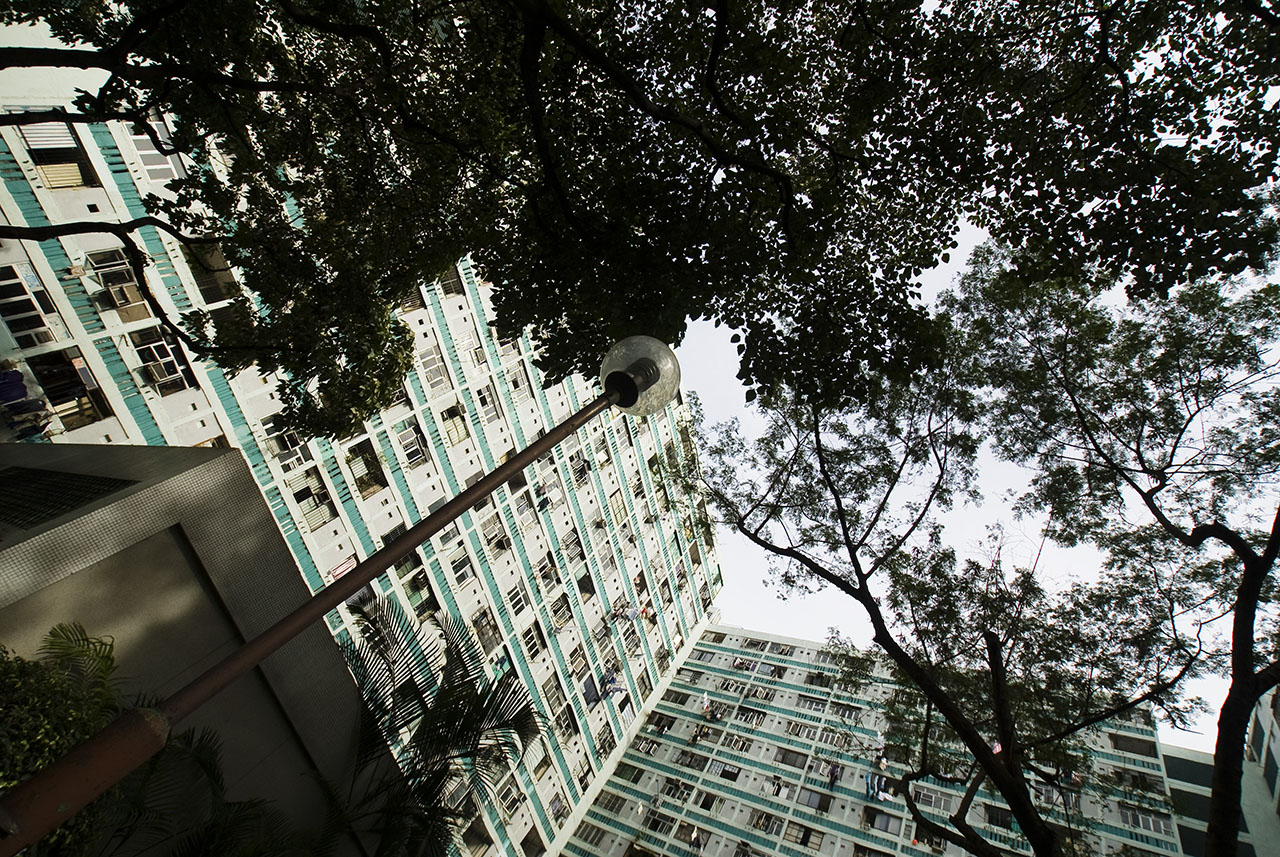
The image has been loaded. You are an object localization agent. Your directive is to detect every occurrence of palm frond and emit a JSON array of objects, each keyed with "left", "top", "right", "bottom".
[
  {"left": 339, "top": 595, "right": 542, "bottom": 857},
  {"left": 38, "top": 622, "right": 121, "bottom": 712},
  {"left": 435, "top": 613, "right": 485, "bottom": 688}
]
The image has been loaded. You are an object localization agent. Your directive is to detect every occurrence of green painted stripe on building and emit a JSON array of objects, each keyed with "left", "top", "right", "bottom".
[
  {"left": 86, "top": 125, "right": 194, "bottom": 313},
  {"left": 92, "top": 338, "right": 166, "bottom": 445},
  {"left": 198, "top": 365, "right": 322, "bottom": 590},
  {"left": 317, "top": 438, "right": 377, "bottom": 556},
  {"left": 0, "top": 140, "right": 104, "bottom": 333},
  {"left": 526, "top": 386, "right": 624, "bottom": 745}
]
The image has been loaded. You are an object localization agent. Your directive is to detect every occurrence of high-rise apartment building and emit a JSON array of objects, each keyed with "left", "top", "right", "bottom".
[
  {"left": 567, "top": 626, "right": 1222, "bottom": 857},
  {"left": 0, "top": 96, "right": 723, "bottom": 855}
]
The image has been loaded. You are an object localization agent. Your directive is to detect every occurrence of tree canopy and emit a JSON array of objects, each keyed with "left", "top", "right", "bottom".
[
  {"left": 2, "top": 0, "right": 1278, "bottom": 434},
  {"left": 945, "top": 247, "right": 1280, "bottom": 857},
  {"left": 696, "top": 247, "right": 1280, "bottom": 856}
]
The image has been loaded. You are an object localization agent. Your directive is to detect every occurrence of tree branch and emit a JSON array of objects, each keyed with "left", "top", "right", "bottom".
[{"left": 0, "top": 47, "right": 316, "bottom": 94}]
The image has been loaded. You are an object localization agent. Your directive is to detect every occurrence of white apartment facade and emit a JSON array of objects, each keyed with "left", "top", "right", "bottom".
[
  {"left": 0, "top": 84, "right": 723, "bottom": 855},
  {"left": 567, "top": 625, "right": 1205, "bottom": 857}
]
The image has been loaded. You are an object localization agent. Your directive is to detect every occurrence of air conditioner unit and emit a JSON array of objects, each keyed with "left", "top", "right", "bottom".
[{"left": 141, "top": 363, "right": 180, "bottom": 384}]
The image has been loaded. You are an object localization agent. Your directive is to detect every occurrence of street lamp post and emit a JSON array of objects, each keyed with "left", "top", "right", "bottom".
[{"left": 0, "top": 336, "right": 680, "bottom": 856}]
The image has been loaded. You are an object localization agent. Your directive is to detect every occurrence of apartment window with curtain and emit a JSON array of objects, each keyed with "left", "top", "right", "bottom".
[
  {"left": 18, "top": 118, "right": 100, "bottom": 188},
  {"left": 440, "top": 404, "right": 469, "bottom": 446}
]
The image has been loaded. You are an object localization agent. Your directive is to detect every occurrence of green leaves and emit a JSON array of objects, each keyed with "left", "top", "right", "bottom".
[
  {"left": 340, "top": 596, "right": 543, "bottom": 857},
  {"left": 11, "top": 0, "right": 1280, "bottom": 434}
]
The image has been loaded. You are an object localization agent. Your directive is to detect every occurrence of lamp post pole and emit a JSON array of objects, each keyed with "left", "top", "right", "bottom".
[{"left": 0, "top": 336, "right": 680, "bottom": 856}]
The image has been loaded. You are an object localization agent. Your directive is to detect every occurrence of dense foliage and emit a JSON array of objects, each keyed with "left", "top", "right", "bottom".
[{"left": 2, "top": 0, "right": 1277, "bottom": 434}]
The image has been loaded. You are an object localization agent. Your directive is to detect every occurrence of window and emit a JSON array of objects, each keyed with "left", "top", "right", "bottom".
[
  {"left": 569, "top": 644, "right": 589, "bottom": 679},
  {"left": 508, "top": 364, "right": 532, "bottom": 402},
  {"left": 748, "top": 809, "right": 784, "bottom": 835},
  {"left": 441, "top": 404, "right": 469, "bottom": 445},
  {"left": 129, "top": 330, "right": 194, "bottom": 399},
  {"left": 662, "top": 777, "right": 694, "bottom": 801},
  {"left": 775, "top": 748, "right": 808, "bottom": 768},
  {"left": 380, "top": 524, "right": 421, "bottom": 576},
  {"left": 913, "top": 787, "right": 955, "bottom": 814},
  {"left": 19, "top": 120, "right": 99, "bottom": 188},
  {"left": 643, "top": 811, "right": 675, "bottom": 836},
  {"left": 615, "top": 763, "right": 645, "bottom": 784},
  {"left": 797, "top": 788, "right": 833, "bottom": 812},
  {"left": 181, "top": 243, "right": 237, "bottom": 305},
  {"left": 471, "top": 608, "right": 501, "bottom": 654},
  {"left": 449, "top": 548, "right": 473, "bottom": 583},
  {"left": 521, "top": 621, "right": 545, "bottom": 658},
  {"left": 595, "top": 723, "right": 617, "bottom": 757},
  {"left": 476, "top": 383, "right": 502, "bottom": 424},
  {"left": 805, "top": 672, "right": 833, "bottom": 688},
  {"left": 707, "top": 761, "right": 740, "bottom": 781},
  {"left": 452, "top": 316, "right": 479, "bottom": 350},
  {"left": 830, "top": 702, "right": 861, "bottom": 719},
  {"left": 693, "top": 789, "right": 725, "bottom": 814},
  {"left": 796, "top": 695, "right": 827, "bottom": 713},
  {"left": 394, "top": 418, "right": 429, "bottom": 467},
  {"left": 1111, "top": 734, "right": 1159, "bottom": 758},
  {"left": 461, "top": 818, "right": 491, "bottom": 856},
  {"left": 674, "top": 750, "right": 709, "bottom": 771},
  {"left": 705, "top": 632, "right": 726, "bottom": 644},
  {"left": 784, "top": 822, "right": 824, "bottom": 849},
  {"left": 819, "top": 727, "right": 850, "bottom": 749},
  {"left": 769, "top": 642, "right": 796, "bottom": 656},
  {"left": 868, "top": 809, "right": 902, "bottom": 834},
  {"left": 1119, "top": 805, "right": 1174, "bottom": 836},
  {"left": 127, "top": 110, "right": 183, "bottom": 184},
  {"left": 551, "top": 594, "right": 573, "bottom": 629},
  {"left": 664, "top": 690, "right": 690, "bottom": 706},
  {"left": 597, "top": 790, "right": 627, "bottom": 813},
  {"left": 508, "top": 581, "right": 530, "bottom": 615},
  {"left": 735, "top": 706, "right": 766, "bottom": 727},
  {"left": 0, "top": 264, "right": 59, "bottom": 349},
  {"left": 575, "top": 822, "right": 607, "bottom": 847},
  {"left": 722, "top": 734, "right": 753, "bottom": 753},
  {"left": 497, "top": 773, "right": 523, "bottom": 817},
  {"left": 690, "top": 649, "right": 716, "bottom": 663},
  {"left": 984, "top": 805, "right": 1013, "bottom": 829},
  {"left": 554, "top": 705, "right": 580, "bottom": 739},
  {"left": 85, "top": 250, "right": 148, "bottom": 318},
  {"left": 786, "top": 720, "right": 819, "bottom": 740},
  {"left": 287, "top": 467, "right": 336, "bottom": 530},
  {"left": 418, "top": 329, "right": 452, "bottom": 393},
  {"left": 346, "top": 439, "right": 389, "bottom": 498},
  {"left": 438, "top": 267, "right": 465, "bottom": 296}
]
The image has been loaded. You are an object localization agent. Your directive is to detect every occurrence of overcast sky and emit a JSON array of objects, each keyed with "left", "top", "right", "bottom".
[{"left": 673, "top": 230, "right": 1224, "bottom": 755}]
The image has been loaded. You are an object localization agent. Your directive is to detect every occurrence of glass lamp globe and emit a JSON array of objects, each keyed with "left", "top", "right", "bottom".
[{"left": 600, "top": 336, "right": 682, "bottom": 416}]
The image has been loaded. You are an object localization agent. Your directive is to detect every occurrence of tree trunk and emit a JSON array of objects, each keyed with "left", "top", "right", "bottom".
[{"left": 1204, "top": 686, "right": 1253, "bottom": 857}]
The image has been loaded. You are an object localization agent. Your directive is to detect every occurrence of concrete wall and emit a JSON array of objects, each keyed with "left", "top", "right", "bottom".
[{"left": 0, "top": 444, "right": 363, "bottom": 839}]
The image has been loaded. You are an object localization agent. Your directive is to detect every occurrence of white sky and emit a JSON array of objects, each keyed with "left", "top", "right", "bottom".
[{"left": 674, "top": 229, "right": 1224, "bottom": 755}]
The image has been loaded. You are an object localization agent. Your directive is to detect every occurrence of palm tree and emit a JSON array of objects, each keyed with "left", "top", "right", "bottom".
[
  {"left": 2, "top": 623, "right": 124, "bottom": 856},
  {"left": 3, "top": 624, "right": 323, "bottom": 857},
  {"left": 339, "top": 594, "right": 543, "bottom": 857}
]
